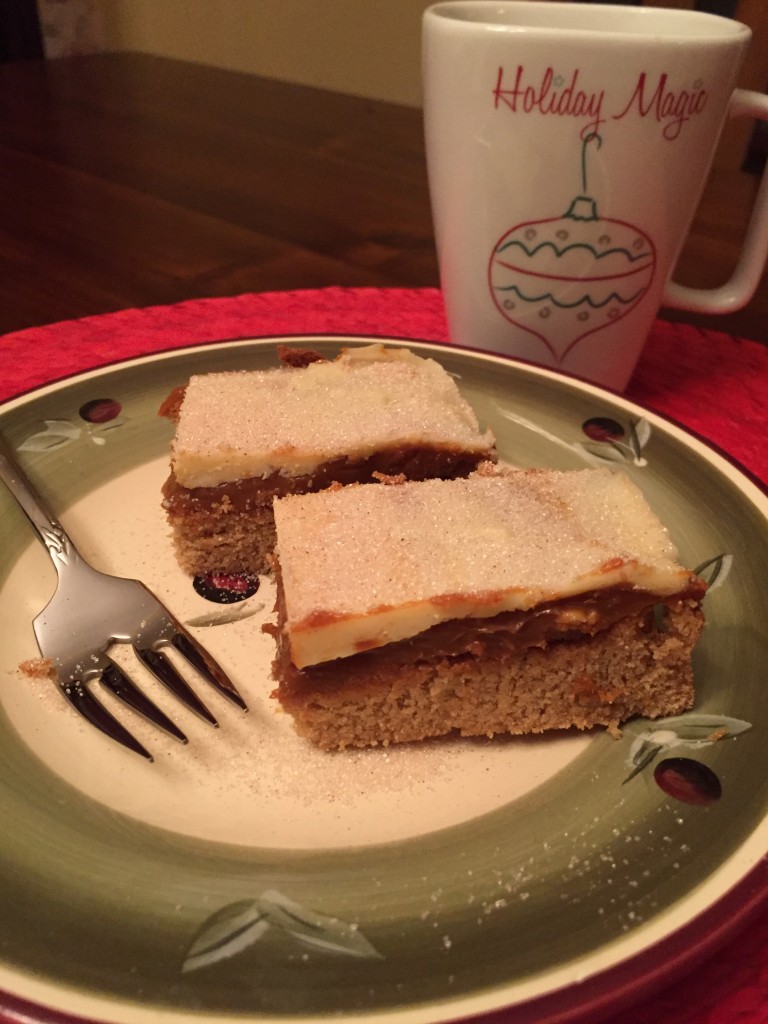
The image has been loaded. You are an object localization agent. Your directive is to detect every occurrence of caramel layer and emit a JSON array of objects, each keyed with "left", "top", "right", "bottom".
[
  {"left": 162, "top": 445, "right": 493, "bottom": 515},
  {"left": 271, "top": 576, "right": 707, "bottom": 702}
]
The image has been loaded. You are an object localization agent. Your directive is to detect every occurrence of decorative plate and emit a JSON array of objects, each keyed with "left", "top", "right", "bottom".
[{"left": 0, "top": 336, "right": 766, "bottom": 1024}]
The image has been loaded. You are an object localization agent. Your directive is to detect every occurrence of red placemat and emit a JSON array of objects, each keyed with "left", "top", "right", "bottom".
[
  {"left": 0, "top": 287, "right": 767, "bottom": 1024},
  {"left": 1, "top": 286, "right": 767, "bottom": 484}
]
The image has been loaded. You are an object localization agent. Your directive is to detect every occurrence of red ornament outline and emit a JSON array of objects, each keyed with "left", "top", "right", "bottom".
[{"left": 488, "top": 212, "right": 657, "bottom": 364}]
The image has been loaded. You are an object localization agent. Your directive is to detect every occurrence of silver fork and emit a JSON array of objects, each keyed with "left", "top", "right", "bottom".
[{"left": 0, "top": 442, "right": 247, "bottom": 761}]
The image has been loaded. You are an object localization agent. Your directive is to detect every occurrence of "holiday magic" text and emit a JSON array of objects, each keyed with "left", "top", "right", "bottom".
[{"left": 492, "top": 66, "right": 708, "bottom": 140}]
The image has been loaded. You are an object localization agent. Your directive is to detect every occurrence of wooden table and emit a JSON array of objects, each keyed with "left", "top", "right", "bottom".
[{"left": 0, "top": 51, "right": 766, "bottom": 343}]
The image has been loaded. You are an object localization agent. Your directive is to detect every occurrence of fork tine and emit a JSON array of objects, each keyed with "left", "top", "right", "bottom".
[
  {"left": 171, "top": 629, "right": 248, "bottom": 711},
  {"left": 134, "top": 646, "right": 219, "bottom": 726},
  {"left": 61, "top": 680, "right": 154, "bottom": 762},
  {"left": 2, "top": 440, "right": 248, "bottom": 758},
  {"left": 101, "top": 659, "right": 188, "bottom": 744}
]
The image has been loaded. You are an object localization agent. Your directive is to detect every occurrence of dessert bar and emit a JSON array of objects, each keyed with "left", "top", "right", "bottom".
[
  {"left": 161, "top": 344, "right": 495, "bottom": 574},
  {"left": 270, "top": 467, "right": 706, "bottom": 749}
]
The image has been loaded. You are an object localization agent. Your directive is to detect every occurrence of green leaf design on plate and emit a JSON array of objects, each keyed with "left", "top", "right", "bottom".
[
  {"left": 182, "top": 899, "right": 270, "bottom": 974},
  {"left": 694, "top": 553, "right": 733, "bottom": 592},
  {"left": 622, "top": 740, "right": 665, "bottom": 784},
  {"left": 628, "top": 417, "right": 651, "bottom": 460},
  {"left": 182, "top": 890, "right": 382, "bottom": 974},
  {"left": 259, "top": 890, "right": 383, "bottom": 960},
  {"left": 623, "top": 714, "right": 751, "bottom": 783},
  {"left": 649, "top": 714, "right": 752, "bottom": 742},
  {"left": 17, "top": 419, "right": 82, "bottom": 452}
]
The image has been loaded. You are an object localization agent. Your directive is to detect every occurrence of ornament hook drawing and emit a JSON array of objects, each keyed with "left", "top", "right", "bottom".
[{"left": 488, "top": 132, "right": 657, "bottom": 364}]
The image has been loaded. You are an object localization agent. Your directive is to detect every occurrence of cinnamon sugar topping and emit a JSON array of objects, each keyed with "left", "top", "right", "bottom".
[
  {"left": 273, "top": 468, "right": 696, "bottom": 668},
  {"left": 171, "top": 344, "right": 495, "bottom": 488}
]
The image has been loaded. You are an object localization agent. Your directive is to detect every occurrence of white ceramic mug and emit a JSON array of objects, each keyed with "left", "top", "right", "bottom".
[{"left": 422, "top": 1, "right": 768, "bottom": 390}]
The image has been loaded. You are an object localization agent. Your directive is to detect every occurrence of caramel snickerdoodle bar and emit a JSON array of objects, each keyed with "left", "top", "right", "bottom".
[
  {"left": 160, "top": 344, "right": 496, "bottom": 575},
  {"left": 269, "top": 467, "right": 706, "bottom": 750}
]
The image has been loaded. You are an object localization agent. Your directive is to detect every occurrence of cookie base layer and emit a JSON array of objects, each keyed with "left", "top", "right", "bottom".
[{"left": 271, "top": 603, "right": 704, "bottom": 750}]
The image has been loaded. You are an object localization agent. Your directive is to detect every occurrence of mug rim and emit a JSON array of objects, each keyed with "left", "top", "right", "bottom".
[{"left": 424, "top": 1, "right": 750, "bottom": 43}]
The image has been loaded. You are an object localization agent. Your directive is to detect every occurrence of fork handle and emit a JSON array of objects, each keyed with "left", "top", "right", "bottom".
[{"left": 0, "top": 442, "right": 80, "bottom": 571}]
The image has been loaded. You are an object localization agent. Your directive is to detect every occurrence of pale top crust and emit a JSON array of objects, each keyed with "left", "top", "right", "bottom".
[
  {"left": 171, "top": 344, "right": 495, "bottom": 488},
  {"left": 273, "top": 468, "right": 697, "bottom": 669}
]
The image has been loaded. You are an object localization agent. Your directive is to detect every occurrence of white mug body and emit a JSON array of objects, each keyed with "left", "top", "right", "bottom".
[{"left": 423, "top": 1, "right": 751, "bottom": 389}]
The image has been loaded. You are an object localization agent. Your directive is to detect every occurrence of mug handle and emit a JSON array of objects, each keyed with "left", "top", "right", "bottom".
[{"left": 663, "top": 89, "right": 768, "bottom": 314}]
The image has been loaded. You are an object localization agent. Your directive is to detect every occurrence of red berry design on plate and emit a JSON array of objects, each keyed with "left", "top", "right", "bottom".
[
  {"left": 654, "top": 757, "right": 722, "bottom": 806},
  {"left": 582, "top": 417, "right": 625, "bottom": 442},
  {"left": 489, "top": 133, "right": 656, "bottom": 364},
  {"left": 79, "top": 398, "right": 122, "bottom": 423},
  {"left": 193, "top": 572, "right": 260, "bottom": 604}
]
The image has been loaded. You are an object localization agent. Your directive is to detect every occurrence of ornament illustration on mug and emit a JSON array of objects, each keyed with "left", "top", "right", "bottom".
[{"left": 489, "top": 133, "right": 657, "bottom": 365}]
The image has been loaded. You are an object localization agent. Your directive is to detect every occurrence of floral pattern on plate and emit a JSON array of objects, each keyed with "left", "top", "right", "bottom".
[
  {"left": 17, "top": 397, "right": 124, "bottom": 451},
  {"left": 183, "top": 889, "right": 382, "bottom": 974}
]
